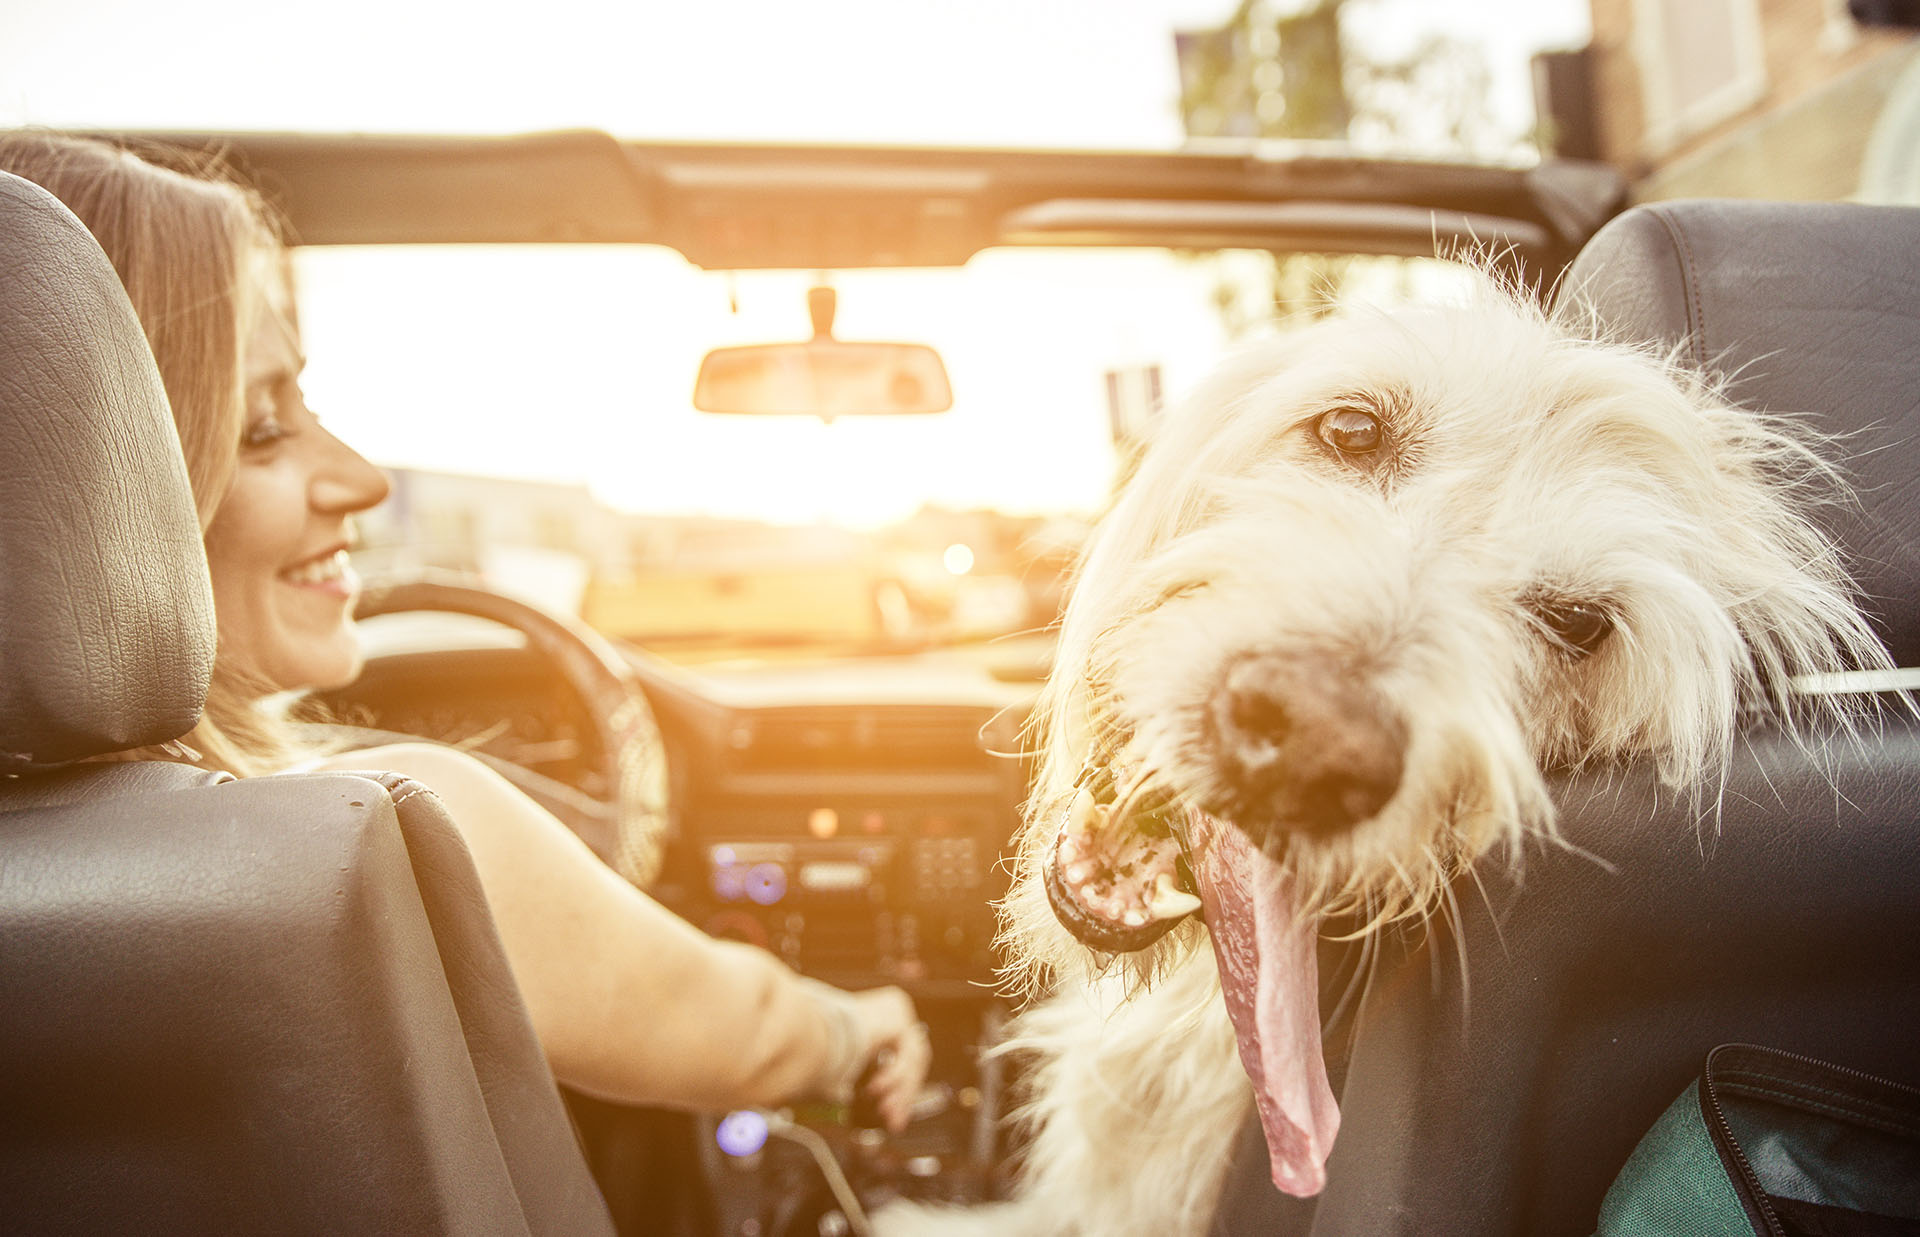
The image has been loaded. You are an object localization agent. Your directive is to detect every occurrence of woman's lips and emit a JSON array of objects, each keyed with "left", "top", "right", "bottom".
[{"left": 279, "top": 547, "right": 358, "bottom": 598}]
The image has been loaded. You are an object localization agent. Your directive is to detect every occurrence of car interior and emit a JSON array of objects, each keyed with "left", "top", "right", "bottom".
[{"left": 2, "top": 132, "right": 1917, "bottom": 1237}]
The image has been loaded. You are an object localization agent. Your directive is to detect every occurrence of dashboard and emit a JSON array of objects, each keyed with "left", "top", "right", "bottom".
[
  {"left": 662, "top": 681, "right": 1030, "bottom": 1232},
  {"left": 324, "top": 617, "right": 1041, "bottom": 1234},
  {"left": 674, "top": 696, "right": 1025, "bottom": 986}
]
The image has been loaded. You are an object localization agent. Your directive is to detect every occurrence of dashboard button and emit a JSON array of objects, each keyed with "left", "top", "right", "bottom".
[{"left": 744, "top": 863, "right": 787, "bottom": 905}]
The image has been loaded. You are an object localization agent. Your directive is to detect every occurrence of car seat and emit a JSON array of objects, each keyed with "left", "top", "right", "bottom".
[
  {"left": 1209, "top": 199, "right": 1920, "bottom": 1236},
  {"left": 0, "top": 170, "right": 614, "bottom": 1234}
]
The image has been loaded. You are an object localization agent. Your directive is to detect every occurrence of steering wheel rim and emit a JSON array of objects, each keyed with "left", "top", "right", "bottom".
[{"left": 354, "top": 573, "right": 673, "bottom": 887}]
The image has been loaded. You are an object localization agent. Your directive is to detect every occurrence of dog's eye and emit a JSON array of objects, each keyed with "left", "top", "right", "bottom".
[
  {"left": 1317, "top": 407, "right": 1383, "bottom": 456},
  {"left": 1531, "top": 600, "right": 1615, "bottom": 657}
]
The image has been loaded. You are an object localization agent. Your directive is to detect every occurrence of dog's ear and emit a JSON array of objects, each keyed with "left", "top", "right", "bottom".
[
  {"left": 1520, "top": 338, "right": 1890, "bottom": 786},
  {"left": 1694, "top": 394, "right": 1892, "bottom": 720}
]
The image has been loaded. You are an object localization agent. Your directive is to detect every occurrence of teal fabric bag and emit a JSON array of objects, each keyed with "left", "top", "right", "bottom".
[{"left": 1596, "top": 1044, "right": 1920, "bottom": 1236}]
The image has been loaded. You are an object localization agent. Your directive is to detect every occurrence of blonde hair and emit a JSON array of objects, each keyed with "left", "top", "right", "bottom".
[{"left": 0, "top": 130, "right": 310, "bottom": 777}]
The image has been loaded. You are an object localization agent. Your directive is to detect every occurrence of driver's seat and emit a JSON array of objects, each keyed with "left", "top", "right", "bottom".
[{"left": 0, "top": 173, "right": 614, "bottom": 1232}]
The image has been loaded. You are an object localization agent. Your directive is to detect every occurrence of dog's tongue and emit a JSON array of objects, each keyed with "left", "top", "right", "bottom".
[{"left": 1187, "top": 809, "right": 1340, "bottom": 1197}]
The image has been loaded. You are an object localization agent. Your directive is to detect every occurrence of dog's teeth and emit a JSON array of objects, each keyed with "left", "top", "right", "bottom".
[
  {"left": 1066, "top": 862, "right": 1093, "bottom": 884},
  {"left": 1068, "top": 787, "right": 1098, "bottom": 836},
  {"left": 1122, "top": 909, "right": 1148, "bottom": 927},
  {"left": 1147, "top": 874, "right": 1203, "bottom": 920},
  {"left": 1058, "top": 834, "right": 1081, "bottom": 864},
  {"left": 1148, "top": 890, "right": 1203, "bottom": 920}
]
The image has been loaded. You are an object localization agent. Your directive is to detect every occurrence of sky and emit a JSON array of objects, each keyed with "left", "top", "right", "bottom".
[
  {"left": 1, "top": 0, "right": 1591, "bottom": 526},
  {"left": 1, "top": 0, "right": 1587, "bottom": 147}
]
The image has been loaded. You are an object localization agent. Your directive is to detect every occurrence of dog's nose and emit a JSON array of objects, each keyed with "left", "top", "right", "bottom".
[{"left": 1212, "top": 653, "right": 1405, "bottom": 839}]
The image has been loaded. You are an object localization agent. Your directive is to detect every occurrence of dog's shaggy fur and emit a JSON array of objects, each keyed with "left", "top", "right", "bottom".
[{"left": 877, "top": 282, "right": 1888, "bottom": 1236}]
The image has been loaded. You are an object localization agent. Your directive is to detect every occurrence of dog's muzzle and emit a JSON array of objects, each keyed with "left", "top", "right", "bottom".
[
  {"left": 1044, "top": 654, "right": 1407, "bottom": 954},
  {"left": 1207, "top": 652, "right": 1406, "bottom": 845}
]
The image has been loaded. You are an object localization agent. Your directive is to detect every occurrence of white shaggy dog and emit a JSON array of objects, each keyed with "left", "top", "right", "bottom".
[{"left": 878, "top": 281, "right": 1888, "bottom": 1236}]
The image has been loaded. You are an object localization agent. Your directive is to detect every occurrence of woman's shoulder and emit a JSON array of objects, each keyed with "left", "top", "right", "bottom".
[{"left": 293, "top": 740, "right": 500, "bottom": 794}]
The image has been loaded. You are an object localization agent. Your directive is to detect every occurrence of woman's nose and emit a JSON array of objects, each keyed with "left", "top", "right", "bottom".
[{"left": 310, "top": 425, "right": 391, "bottom": 514}]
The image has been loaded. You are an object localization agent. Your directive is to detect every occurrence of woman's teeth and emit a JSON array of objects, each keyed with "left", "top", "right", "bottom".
[{"left": 283, "top": 549, "right": 350, "bottom": 586}]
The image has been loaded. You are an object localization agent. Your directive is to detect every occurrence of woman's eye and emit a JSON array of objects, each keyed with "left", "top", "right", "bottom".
[
  {"left": 1316, "top": 407, "right": 1383, "bottom": 455},
  {"left": 1531, "top": 599, "right": 1615, "bottom": 657},
  {"left": 241, "top": 416, "right": 288, "bottom": 449},
  {"left": 242, "top": 378, "right": 313, "bottom": 449}
]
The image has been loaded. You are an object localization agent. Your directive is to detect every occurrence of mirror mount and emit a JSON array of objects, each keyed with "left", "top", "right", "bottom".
[{"left": 807, "top": 284, "right": 837, "bottom": 339}]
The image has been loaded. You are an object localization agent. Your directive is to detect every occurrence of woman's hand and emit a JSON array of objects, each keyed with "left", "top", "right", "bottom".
[{"left": 845, "top": 986, "right": 932, "bottom": 1133}]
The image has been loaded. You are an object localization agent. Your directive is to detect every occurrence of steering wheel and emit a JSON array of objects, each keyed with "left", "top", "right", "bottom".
[{"left": 353, "top": 573, "right": 673, "bottom": 888}]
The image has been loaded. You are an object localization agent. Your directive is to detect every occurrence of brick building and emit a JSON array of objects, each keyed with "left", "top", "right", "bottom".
[{"left": 1574, "top": 0, "right": 1919, "bottom": 200}]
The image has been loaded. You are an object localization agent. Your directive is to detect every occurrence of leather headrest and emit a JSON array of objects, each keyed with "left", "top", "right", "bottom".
[
  {"left": 0, "top": 171, "right": 214, "bottom": 768},
  {"left": 1556, "top": 199, "right": 1920, "bottom": 667}
]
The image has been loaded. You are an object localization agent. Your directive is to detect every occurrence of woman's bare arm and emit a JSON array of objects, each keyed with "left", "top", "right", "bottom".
[{"left": 304, "top": 741, "right": 927, "bottom": 1123}]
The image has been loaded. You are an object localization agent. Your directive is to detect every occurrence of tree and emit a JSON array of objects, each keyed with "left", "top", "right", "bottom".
[{"left": 1175, "top": 0, "right": 1514, "bottom": 334}]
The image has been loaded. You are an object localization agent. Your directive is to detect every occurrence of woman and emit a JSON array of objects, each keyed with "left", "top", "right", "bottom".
[{"left": 0, "top": 131, "right": 929, "bottom": 1125}]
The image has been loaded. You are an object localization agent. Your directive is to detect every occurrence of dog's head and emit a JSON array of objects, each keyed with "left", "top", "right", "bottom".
[{"left": 1004, "top": 282, "right": 1889, "bottom": 1195}]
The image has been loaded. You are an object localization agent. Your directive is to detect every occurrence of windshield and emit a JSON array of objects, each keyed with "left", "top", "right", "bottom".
[
  {"left": 297, "top": 244, "right": 1470, "bottom": 658},
  {"left": 8, "top": 0, "right": 1597, "bottom": 662}
]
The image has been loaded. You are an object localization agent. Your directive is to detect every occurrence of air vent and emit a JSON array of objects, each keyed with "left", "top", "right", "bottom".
[{"left": 728, "top": 707, "right": 995, "bottom": 771}]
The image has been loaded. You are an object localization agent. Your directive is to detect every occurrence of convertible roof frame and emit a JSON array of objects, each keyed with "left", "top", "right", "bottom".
[{"left": 95, "top": 129, "right": 1627, "bottom": 276}]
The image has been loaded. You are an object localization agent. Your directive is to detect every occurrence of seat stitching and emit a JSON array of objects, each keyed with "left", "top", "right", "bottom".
[
  {"left": 390, "top": 783, "right": 441, "bottom": 807},
  {"left": 1649, "top": 204, "right": 1708, "bottom": 369}
]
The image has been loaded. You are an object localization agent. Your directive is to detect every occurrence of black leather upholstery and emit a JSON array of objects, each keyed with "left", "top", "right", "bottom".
[
  {"left": 0, "top": 167, "right": 614, "bottom": 1232},
  {"left": 0, "top": 171, "right": 214, "bottom": 769},
  {"left": 1212, "top": 200, "right": 1920, "bottom": 1236},
  {"left": 1280, "top": 730, "right": 1920, "bottom": 1236},
  {"left": 0, "top": 769, "right": 613, "bottom": 1235}
]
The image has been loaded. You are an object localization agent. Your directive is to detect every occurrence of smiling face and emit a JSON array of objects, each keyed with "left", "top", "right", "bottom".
[{"left": 201, "top": 257, "right": 390, "bottom": 694}]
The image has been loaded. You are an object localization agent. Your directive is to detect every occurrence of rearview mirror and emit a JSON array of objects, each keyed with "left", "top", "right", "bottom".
[
  {"left": 694, "top": 283, "right": 953, "bottom": 420},
  {"left": 693, "top": 339, "right": 953, "bottom": 419}
]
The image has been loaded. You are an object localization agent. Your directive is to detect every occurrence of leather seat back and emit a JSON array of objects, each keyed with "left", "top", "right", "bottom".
[{"left": 0, "top": 170, "right": 211, "bottom": 768}]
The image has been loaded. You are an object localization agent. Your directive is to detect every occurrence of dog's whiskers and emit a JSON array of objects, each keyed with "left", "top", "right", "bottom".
[
  {"left": 1105, "top": 764, "right": 1160, "bottom": 830},
  {"left": 1436, "top": 866, "right": 1474, "bottom": 1029},
  {"left": 1321, "top": 906, "right": 1380, "bottom": 1035}
]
